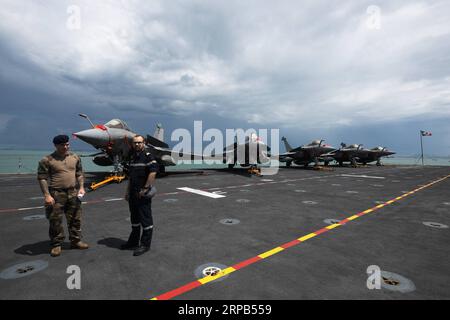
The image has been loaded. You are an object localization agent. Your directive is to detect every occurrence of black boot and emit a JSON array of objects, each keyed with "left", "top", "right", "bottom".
[
  {"left": 121, "top": 226, "right": 140, "bottom": 250},
  {"left": 133, "top": 227, "right": 152, "bottom": 256},
  {"left": 133, "top": 245, "right": 150, "bottom": 256}
]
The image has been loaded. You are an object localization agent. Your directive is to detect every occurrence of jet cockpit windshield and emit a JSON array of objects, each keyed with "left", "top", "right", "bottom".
[{"left": 104, "top": 119, "right": 130, "bottom": 131}]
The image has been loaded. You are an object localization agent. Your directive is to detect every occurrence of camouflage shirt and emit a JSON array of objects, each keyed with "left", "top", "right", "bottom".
[{"left": 37, "top": 152, "right": 83, "bottom": 189}]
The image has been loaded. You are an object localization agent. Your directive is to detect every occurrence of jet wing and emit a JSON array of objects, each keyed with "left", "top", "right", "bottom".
[{"left": 146, "top": 134, "right": 169, "bottom": 149}]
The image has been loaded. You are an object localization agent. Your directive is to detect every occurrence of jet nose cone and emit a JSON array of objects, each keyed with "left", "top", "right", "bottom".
[
  {"left": 73, "top": 129, "right": 109, "bottom": 148},
  {"left": 386, "top": 151, "right": 396, "bottom": 156}
]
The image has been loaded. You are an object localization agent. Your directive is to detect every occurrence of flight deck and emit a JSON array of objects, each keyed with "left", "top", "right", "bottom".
[{"left": 0, "top": 165, "right": 449, "bottom": 300}]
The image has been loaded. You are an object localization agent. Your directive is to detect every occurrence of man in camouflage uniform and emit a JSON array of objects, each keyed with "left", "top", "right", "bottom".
[{"left": 37, "top": 135, "right": 89, "bottom": 257}]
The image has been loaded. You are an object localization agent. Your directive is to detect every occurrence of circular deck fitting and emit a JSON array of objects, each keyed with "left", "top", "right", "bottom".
[
  {"left": 324, "top": 219, "right": 341, "bottom": 225},
  {"left": 195, "top": 263, "right": 229, "bottom": 283},
  {"left": 294, "top": 190, "right": 306, "bottom": 193},
  {"left": 423, "top": 222, "right": 449, "bottom": 229},
  {"left": 371, "top": 184, "right": 384, "bottom": 187},
  {"left": 220, "top": 219, "right": 240, "bottom": 225},
  {"left": 0, "top": 260, "right": 49, "bottom": 280},
  {"left": 443, "top": 202, "right": 450, "bottom": 206},
  {"left": 346, "top": 191, "right": 359, "bottom": 194},
  {"left": 125, "top": 217, "right": 130, "bottom": 222},
  {"left": 302, "top": 201, "right": 317, "bottom": 205},
  {"left": 23, "top": 214, "right": 46, "bottom": 221},
  {"left": 163, "top": 199, "right": 178, "bottom": 203},
  {"left": 380, "top": 271, "right": 416, "bottom": 293},
  {"left": 236, "top": 199, "right": 250, "bottom": 203}
]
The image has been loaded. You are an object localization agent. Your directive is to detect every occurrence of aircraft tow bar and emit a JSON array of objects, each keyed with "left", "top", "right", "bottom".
[
  {"left": 248, "top": 166, "right": 262, "bottom": 176},
  {"left": 88, "top": 174, "right": 127, "bottom": 192}
]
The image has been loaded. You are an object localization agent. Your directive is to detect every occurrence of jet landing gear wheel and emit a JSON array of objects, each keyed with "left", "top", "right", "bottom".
[
  {"left": 286, "top": 161, "right": 292, "bottom": 167},
  {"left": 228, "top": 163, "right": 235, "bottom": 169}
]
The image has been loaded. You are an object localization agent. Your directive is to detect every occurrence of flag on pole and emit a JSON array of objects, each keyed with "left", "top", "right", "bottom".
[{"left": 420, "top": 130, "right": 432, "bottom": 136}]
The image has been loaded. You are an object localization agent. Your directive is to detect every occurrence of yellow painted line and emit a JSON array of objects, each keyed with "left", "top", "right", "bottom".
[
  {"left": 298, "top": 233, "right": 317, "bottom": 242},
  {"left": 375, "top": 204, "right": 385, "bottom": 208},
  {"left": 326, "top": 223, "right": 341, "bottom": 230},
  {"left": 198, "top": 267, "right": 237, "bottom": 284},
  {"left": 258, "top": 247, "right": 285, "bottom": 259},
  {"left": 362, "top": 209, "right": 374, "bottom": 214},
  {"left": 347, "top": 215, "right": 359, "bottom": 221},
  {"left": 386, "top": 200, "right": 394, "bottom": 204}
]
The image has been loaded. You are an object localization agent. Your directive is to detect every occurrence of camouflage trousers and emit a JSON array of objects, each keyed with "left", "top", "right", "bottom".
[{"left": 45, "top": 188, "right": 82, "bottom": 247}]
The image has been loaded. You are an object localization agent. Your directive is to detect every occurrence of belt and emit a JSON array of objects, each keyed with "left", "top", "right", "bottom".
[{"left": 49, "top": 187, "right": 76, "bottom": 192}]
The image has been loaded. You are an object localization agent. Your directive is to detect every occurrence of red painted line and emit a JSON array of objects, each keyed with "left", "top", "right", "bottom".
[
  {"left": 0, "top": 208, "right": 18, "bottom": 213},
  {"left": 356, "top": 212, "right": 365, "bottom": 217},
  {"left": 232, "top": 256, "right": 262, "bottom": 270},
  {"left": 280, "top": 239, "right": 301, "bottom": 249},
  {"left": 314, "top": 227, "right": 329, "bottom": 236},
  {"left": 153, "top": 280, "right": 202, "bottom": 300}
]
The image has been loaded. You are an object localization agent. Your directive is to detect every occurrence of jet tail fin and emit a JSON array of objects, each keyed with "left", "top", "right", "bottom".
[
  {"left": 281, "top": 136, "right": 293, "bottom": 152},
  {"left": 146, "top": 123, "right": 169, "bottom": 149},
  {"left": 154, "top": 123, "right": 164, "bottom": 141}
]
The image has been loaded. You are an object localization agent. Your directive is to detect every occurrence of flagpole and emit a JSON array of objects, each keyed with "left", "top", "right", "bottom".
[{"left": 420, "top": 131, "right": 424, "bottom": 166}]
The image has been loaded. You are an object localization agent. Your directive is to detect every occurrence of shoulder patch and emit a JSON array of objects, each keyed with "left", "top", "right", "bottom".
[{"left": 146, "top": 152, "right": 151, "bottom": 156}]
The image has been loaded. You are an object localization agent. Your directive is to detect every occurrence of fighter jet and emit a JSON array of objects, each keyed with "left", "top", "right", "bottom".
[
  {"left": 322, "top": 143, "right": 395, "bottom": 166},
  {"left": 358, "top": 146, "right": 395, "bottom": 166},
  {"left": 321, "top": 143, "right": 367, "bottom": 166},
  {"left": 73, "top": 114, "right": 202, "bottom": 174},
  {"left": 222, "top": 133, "right": 271, "bottom": 170},
  {"left": 279, "top": 137, "right": 335, "bottom": 167}
]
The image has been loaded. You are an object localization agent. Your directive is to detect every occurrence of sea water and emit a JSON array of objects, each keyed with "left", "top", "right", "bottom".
[{"left": 0, "top": 150, "right": 449, "bottom": 174}]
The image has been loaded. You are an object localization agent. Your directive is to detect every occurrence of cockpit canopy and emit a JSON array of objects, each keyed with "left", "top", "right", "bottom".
[
  {"left": 372, "top": 146, "right": 384, "bottom": 151},
  {"left": 104, "top": 119, "right": 130, "bottom": 131},
  {"left": 348, "top": 144, "right": 360, "bottom": 149},
  {"left": 308, "top": 140, "right": 322, "bottom": 146}
]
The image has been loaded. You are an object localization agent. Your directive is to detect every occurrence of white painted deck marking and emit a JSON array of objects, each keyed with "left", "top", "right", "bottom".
[
  {"left": 18, "top": 206, "right": 44, "bottom": 211},
  {"left": 177, "top": 187, "right": 226, "bottom": 198},
  {"left": 340, "top": 174, "right": 385, "bottom": 179}
]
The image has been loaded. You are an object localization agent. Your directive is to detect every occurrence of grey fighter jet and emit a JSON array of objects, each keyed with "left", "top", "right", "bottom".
[
  {"left": 322, "top": 143, "right": 395, "bottom": 166},
  {"left": 279, "top": 137, "right": 335, "bottom": 167},
  {"left": 73, "top": 114, "right": 204, "bottom": 174},
  {"left": 358, "top": 146, "right": 395, "bottom": 166},
  {"left": 321, "top": 143, "right": 367, "bottom": 166},
  {"left": 222, "top": 133, "right": 271, "bottom": 169}
]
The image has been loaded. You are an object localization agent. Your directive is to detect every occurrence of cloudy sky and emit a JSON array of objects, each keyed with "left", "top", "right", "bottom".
[{"left": 0, "top": 0, "right": 449, "bottom": 156}]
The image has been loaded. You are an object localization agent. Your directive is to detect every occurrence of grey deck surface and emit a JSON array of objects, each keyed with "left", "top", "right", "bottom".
[{"left": 0, "top": 165, "right": 449, "bottom": 300}]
